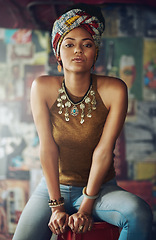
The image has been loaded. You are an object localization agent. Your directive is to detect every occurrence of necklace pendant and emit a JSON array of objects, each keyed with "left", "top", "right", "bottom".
[
  {"left": 80, "top": 118, "right": 84, "bottom": 124},
  {"left": 71, "top": 106, "right": 79, "bottom": 116},
  {"left": 58, "top": 110, "right": 63, "bottom": 114},
  {"left": 87, "top": 113, "right": 92, "bottom": 118},
  {"left": 65, "top": 117, "right": 69, "bottom": 121}
]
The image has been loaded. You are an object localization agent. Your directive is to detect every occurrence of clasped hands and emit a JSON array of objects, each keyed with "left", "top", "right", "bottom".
[{"left": 48, "top": 210, "right": 93, "bottom": 235}]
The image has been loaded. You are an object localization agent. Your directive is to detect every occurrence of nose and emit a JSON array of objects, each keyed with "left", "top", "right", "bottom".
[{"left": 74, "top": 44, "right": 83, "bottom": 54}]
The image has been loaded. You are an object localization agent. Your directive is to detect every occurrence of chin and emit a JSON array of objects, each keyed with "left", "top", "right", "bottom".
[{"left": 69, "top": 65, "right": 91, "bottom": 73}]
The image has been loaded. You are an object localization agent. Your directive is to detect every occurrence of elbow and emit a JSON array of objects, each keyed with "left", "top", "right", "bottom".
[
  {"left": 93, "top": 147, "right": 113, "bottom": 164},
  {"left": 39, "top": 145, "right": 58, "bottom": 164}
]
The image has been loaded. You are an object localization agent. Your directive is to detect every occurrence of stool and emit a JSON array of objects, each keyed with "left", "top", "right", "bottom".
[{"left": 58, "top": 222, "right": 119, "bottom": 240}]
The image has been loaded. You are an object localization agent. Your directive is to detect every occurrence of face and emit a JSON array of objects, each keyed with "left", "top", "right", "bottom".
[{"left": 59, "top": 27, "right": 96, "bottom": 73}]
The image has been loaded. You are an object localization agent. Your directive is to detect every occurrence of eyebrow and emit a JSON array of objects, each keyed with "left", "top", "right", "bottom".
[{"left": 63, "top": 37, "right": 94, "bottom": 42}]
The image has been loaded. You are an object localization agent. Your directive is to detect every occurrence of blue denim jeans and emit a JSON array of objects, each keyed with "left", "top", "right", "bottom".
[{"left": 12, "top": 177, "right": 153, "bottom": 240}]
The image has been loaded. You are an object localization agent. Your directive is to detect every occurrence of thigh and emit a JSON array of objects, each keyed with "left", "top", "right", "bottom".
[
  {"left": 73, "top": 179, "right": 151, "bottom": 228},
  {"left": 93, "top": 180, "right": 151, "bottom": 228},
  {"left": 12, "top": 177, "right": 52, "bottom": 240}
]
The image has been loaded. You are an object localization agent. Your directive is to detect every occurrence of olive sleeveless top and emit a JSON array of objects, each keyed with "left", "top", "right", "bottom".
[{"left": 50, "top": 76, "right": 116, "bottom": 187}]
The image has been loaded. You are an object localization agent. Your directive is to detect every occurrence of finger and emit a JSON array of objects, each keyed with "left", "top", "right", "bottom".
[
  {"left": 64, "top": 214, "right": 69, "bottom": 230},
  {"left": 81, "top": 221, "right": 88, "bottom": 233},
  {"left": 88, "top": 219, "right": 93, "bottom": 232},
  {"left": 76, "top": 218, "right": 85, "bottom": 233},
  {"left": 54, "top": 224, "right": 61, "bottom": 235},
  {"left": 57, "top": 220, "right": 64, "bottom": 234},
  {"left": 68, "top": 216, "right": 74, "bottom": 232},
  {"left": 48, "top": 221, "right": 60, "bottom": 235},
  {"left": 58, "top": 225, "right": 64, "bottom": 234},
  {"left": 82, "top": 216, "right": 93, "bottom": 233},
  {"left": 58, "top": 221, "right": 67, "bottom": 234},
  {"left": 48, "top": 223, "right": 55, "bottom": 233},
  {"left": 78, "top": 224, "right": 85, "bottom": 233},
  {"left": 48, "top": 223, "right": 55, "bottom": 234},
  {"left": 59, "top": 214, "right": 69, "bottom": 233},
  {"left": 74, "top": 218, "right": 81, "bottom": 233},
  {"left": 70, "top": 216, "right": 80, "bottom": 233},
  {"left": 88, "top": 224, "right": 92, "bottom": 231},
  {"left": 81, "top": 217, "right": 89, "bottom": 233}
]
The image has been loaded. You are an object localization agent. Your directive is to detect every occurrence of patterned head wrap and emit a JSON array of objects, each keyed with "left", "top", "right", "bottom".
[{"left": 51, "top": 8, "right": 105, "bottom": 60}]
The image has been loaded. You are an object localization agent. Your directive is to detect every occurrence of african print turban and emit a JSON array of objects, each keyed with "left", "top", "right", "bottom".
[{"left": 51, "top": 8, "right": 105, "bottom": 59}]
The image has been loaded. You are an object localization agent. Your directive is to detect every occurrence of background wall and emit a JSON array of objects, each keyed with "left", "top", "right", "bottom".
[{"left": 0, "top": 3, "right": 156, "bottom": 239}]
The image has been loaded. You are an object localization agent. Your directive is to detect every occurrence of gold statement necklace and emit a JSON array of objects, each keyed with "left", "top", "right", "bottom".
[{"left": 57, "top": 78, "right": 96, "bottom": 124}]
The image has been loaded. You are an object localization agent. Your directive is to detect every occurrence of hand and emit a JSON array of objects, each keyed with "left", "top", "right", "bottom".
[
  {"left": 48, "top": 209, "right": 69, "bottom": 235},
  {"left": 68, "top": 211, "right": 93, "bottom": 234}
]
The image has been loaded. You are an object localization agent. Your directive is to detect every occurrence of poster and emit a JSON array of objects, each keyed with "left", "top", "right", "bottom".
[{"left": 143, "top": 38, "right": 156, "bottom": 100}]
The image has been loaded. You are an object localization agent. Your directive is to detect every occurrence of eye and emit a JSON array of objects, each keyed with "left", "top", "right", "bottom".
[
  {"left": 65, "top": 43, "right": 74, "bottom": 48},
  {"left": 83, "top": 43, "right": 93, "bottom": 48}
]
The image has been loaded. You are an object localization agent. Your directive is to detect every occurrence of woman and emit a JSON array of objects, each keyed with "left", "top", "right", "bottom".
[{"left": 13, "top": 3, "right": 153, "bottom": 240}]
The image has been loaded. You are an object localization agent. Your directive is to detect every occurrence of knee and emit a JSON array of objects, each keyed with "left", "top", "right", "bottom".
[{"left": 127, "top": 197, "right": 153, "bottom": 225}]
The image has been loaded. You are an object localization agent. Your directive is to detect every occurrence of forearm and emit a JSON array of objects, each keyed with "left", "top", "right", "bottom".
[
  {"left": 79, "top": 149, "right": 113, "bottom": 214},
  {"left": 40, "top": 146, "right": 61, "bottom": 201},
  {"left": 40, "top": 148, "right": 69, "bottom": 235},
  {"left": 87, "top": 150, "right": 113, "bottom": 195}
]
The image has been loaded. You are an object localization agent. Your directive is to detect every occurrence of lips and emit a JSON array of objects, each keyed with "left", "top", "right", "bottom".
[{"left": 72, "top": 57, "right": 84, "bottom": 62}]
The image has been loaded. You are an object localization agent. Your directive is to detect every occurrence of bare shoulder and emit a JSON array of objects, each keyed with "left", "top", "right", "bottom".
[
  {"left": 96, "top": 75, "right": 127, "bottom": 91},
  {"left": 95, "top": 75, "right": 128, "bottom": 109},
  {"left": 31, "top": 75, "right": 63, "bottom": 108},
  {"left": 32, "top": 75, "right": 62, "bottom": 91}
]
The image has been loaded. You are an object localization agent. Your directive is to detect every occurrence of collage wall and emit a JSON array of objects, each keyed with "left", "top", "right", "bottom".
[{"left": 0, "top": 4, "right": 156, "bottom": 239}]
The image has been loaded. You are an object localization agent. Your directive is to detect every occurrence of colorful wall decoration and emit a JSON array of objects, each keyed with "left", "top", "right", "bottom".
[{"left": 0, "top": 4, "right": 156, "bottom": 239}]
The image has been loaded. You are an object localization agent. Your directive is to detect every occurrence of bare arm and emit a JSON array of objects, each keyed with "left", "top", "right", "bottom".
[
  {"left": 31, "top": 77, "right": 61, "bottom": 200},
  {"left": 78, "top": 77, "right": 128, "bottom": 213},
  {"left": 31, "top": 76, "right": 68, "bottom": 234}
]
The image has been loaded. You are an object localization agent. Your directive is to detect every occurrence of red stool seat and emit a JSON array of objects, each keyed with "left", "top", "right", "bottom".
[{"left": 58, "top": 222, "right": 119, "bottom": 240}]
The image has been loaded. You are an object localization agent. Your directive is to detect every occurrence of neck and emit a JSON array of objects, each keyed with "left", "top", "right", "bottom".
[{"left": 64, "top": 71, "right": 91, "bottom": 97}]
